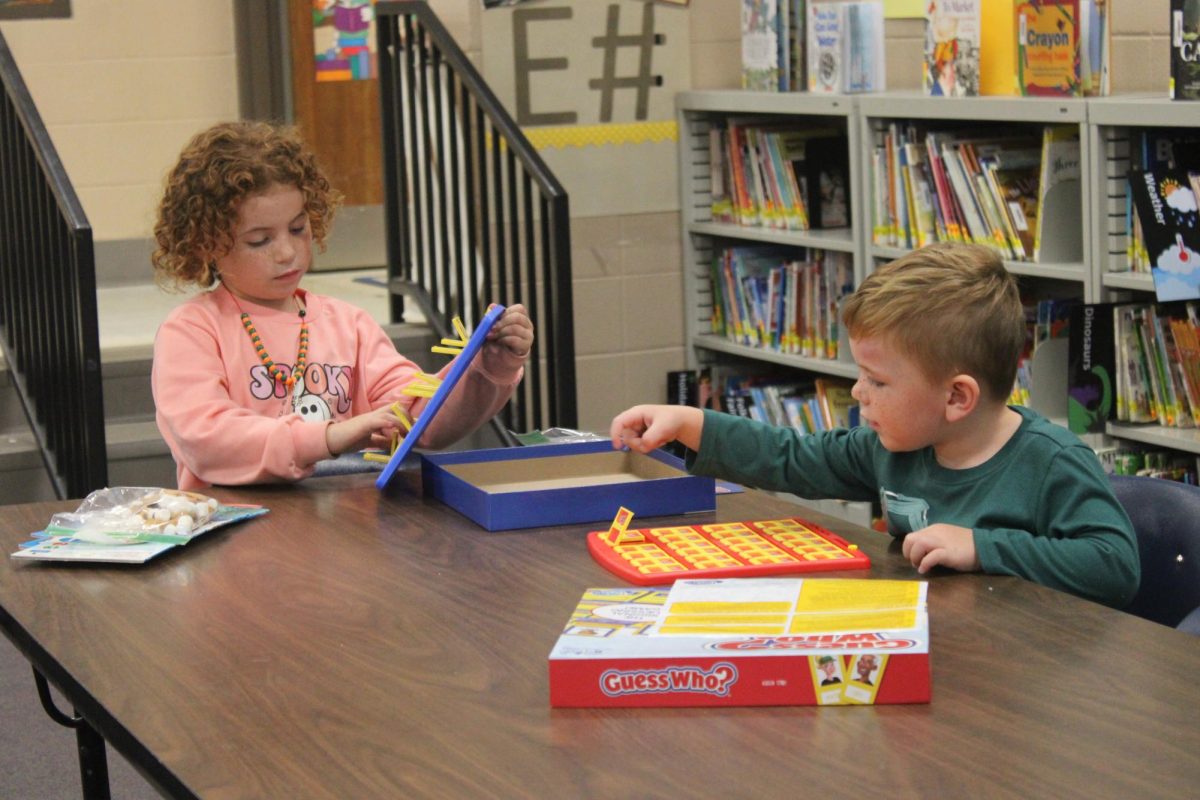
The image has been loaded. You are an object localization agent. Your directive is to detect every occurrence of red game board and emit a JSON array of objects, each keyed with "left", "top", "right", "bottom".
[{"left": 587, "top": 517, "right": 870, "bottom": 586}]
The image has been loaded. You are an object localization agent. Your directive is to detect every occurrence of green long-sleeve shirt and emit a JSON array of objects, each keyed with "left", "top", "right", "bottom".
[{"left": 688, "top": 406, "right": 1139, "bottom": 607}]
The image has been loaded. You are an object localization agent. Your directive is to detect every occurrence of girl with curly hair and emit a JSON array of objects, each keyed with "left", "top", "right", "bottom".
[{"left": 151, "top": 121, "right": 532, "bottom": 490}]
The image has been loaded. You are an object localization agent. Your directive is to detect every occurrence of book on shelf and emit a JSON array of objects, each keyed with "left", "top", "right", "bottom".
[
  {"left": 808, "top": 2, "right": 842, "bottom": 93},
  {"left": 979, "top": 0, "right": 1018, "bottom": 95},
  {"left": 842, "top": 1, "right": 885, "bottom": 93},
  {"left": 742, "top": 0, "right": 807, "bottom": 92},
  {"left": 1017, "top": 0, "right": 1081, "bottom": 97},
  {"left": 871, "top": 123, "right": 1066, "bottom": 262},
  {"left": 924, "top": 0, "right": 981, "bottom": 97},
  {"left": 714, "top": 372, "right": 859, "bottom": 434},
  {"left": 1078, "top": 0, "right": 1111, "bottom": 96},
  {"left": 807, "top": 1, "right": 883, "bottom": 94},
  {"left": 708, "top": 245, "right": 852, "bottom": 360},
  {"left": 1067, "top": 303, "right": 1115, "bottom": 434},
  {"left": 709, "top": 119, "right": 846, "bottom": 232},
  {"left": 1013, "top": 0, "right": 1106, "bottom": 96},
  {"left": 742, "top": 0, "right": 782, "bottom": 91},
  {"left": 1127, "top": 168, "right": 1200, "bottom": 302},
  {"left": 1121, "top": 131, "right": 1200, "bottom": 274},
  {"left": 1109, "top": 302, "right": 1200, "bottom": 430},
  {"left": 1171, "top": 0, "right": 1200, "bottom": 100}
]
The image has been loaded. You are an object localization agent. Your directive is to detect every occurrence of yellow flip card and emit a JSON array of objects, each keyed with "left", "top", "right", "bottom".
[{"left": 606, "top": 506, "right": 643, "bottom": 544}]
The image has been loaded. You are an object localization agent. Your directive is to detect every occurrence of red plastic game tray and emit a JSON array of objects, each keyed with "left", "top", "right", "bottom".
[{"left": 587, "top": 517, "right": 870, "bottom": 586}]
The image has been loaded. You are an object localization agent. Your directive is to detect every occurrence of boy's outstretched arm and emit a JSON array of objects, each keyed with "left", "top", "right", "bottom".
[{"left": 610, "top": 404, "right": 705, "bottom": 453}]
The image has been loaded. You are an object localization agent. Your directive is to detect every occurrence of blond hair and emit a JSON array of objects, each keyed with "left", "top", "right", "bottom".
[
  {"left": 151, "top": 121, "right": 342, "bottom": 290},
  {"left": 841, "top": 243, "right": 1024, "bottom": 400}
]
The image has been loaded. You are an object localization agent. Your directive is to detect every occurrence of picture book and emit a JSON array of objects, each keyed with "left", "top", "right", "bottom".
[
  {"left": 804, "top": 136, "right": 850, "bottom": 228},
  {"left": 807, "top": 2, "right": 842, "bottom": 93},
  {"left": 979, "top": 0, "right": 1018, "bottom": 94},
  {"left": 742, "top": 0, "right": 781, "bottom": 91},
  {"left": 1128, "top": 169, "right": 1200, "bottom": 302},
  {"left": 1017, "top": 0, "right": 1081, "bottom": 97},
  {"left": 924, "top": 0, "right": 981, "bottom": 97},
  {"left": 986, "top": 148, "right": 1042, "bottom": 260},
  {"left": 842, "top": 1, "right": 886, "bottom": 93},
  {"left": 1078, "top": 0, "right": 1110, "bottom": 96},
  {"left": 1067, "top": 303, "right": 1116, "bottom": 434},
  {"left": 1172, "top": 0, "right": 1200, "bottom": 100}
]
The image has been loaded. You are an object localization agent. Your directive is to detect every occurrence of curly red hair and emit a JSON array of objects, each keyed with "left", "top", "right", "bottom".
[{"left": 151, "top": 121, "right": 342, "bottom": 290}]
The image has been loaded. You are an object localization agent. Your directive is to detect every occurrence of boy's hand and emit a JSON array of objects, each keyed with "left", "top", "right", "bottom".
[
  {"left": 901, "top": 523, "right": 981, "bottom": 574},
  {"left": 483, "top": 303, "right": 533, "bottom": 362},
  {"left": 325, "top": 405, "right": 404, "bottom": 456},
  {"left": 610, "top": 404, "right": 704, "bottom": 454}
]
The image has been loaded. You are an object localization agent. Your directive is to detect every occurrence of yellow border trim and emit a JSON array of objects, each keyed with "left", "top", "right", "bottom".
[{"left": 522, "top": 121, "right": 678, "bottom": 150}]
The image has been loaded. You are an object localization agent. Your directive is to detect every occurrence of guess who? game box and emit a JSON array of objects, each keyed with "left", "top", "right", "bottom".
[{"left": 548, "top": 579, "right": 930, "bottom": 708}]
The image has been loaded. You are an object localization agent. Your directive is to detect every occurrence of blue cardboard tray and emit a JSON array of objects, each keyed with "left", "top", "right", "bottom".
[
  {"left": 421, "top": 441, "right": 716, "bottom": 531},
  {"left": 376, "top": 304, "right": 505, "bottom": 490}
]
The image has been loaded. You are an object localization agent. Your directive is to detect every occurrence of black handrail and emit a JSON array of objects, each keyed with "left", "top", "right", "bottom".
[
  {"left": 0, "top": 30, "right": 107, "bottom": 500},
  {"left": 376, "top": 1, "right": 577, "bottom": 433}
]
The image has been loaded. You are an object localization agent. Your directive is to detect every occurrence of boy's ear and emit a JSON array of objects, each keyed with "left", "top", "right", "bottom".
[{"left": 944, "top": 374, "right": 980, "bottom": 422}]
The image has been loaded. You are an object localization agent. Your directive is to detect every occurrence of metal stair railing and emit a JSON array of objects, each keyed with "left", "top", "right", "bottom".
[
  {"left": 0, "top": 29, "right": 107, "bottom": 501},
  {"left": 376, "top": 2, "right": 577, "bottom": 438}
]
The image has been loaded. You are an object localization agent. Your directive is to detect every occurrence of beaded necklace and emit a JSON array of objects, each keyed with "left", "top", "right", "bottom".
[{"left": 236, "top": 291, "right": 309, "bottom": 406}]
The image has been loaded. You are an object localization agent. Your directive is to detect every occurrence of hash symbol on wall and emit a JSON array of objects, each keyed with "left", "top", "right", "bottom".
[{"left": 514, "top": 2, "right": 665, "bottom": 126}]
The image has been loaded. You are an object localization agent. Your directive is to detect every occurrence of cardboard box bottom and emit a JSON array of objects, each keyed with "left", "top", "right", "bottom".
[
  {"left": 549, "top": 652, "right": 931, "bottom": 708},
  {"left": 422, "top": 443, "right": 715, "bottom": 531}
]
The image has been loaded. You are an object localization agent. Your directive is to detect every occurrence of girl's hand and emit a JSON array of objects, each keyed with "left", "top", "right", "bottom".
[
  {"left": 325, "top": 405, "right": 404, "bottom": 456},
  {"left": 484, "top": 304, "right": 533, "bottom": 360}
]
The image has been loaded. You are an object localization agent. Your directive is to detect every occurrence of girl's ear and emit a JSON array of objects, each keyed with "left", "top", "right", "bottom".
[{"left": 945, "top": 374, "right": 980, "bottom": 423}]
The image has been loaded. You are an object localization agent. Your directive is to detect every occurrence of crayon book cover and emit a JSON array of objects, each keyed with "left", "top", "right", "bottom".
[
  {"left": 924, "top": 0, "right": 981, "bottom": 96},
  {"left": 1017, "top": 0, "right": 1081, "bottom": 96},
  {"left": 1128, "top": 169, "right": 1200, "bottom": 302},
  {"left": 1172, "top": 0, "right": 1200, "bottom": 100}
]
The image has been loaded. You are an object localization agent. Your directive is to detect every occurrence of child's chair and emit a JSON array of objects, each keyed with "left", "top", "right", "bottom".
[{"left": 1109, "top": 475, "right": 1200, "bottom": 635}]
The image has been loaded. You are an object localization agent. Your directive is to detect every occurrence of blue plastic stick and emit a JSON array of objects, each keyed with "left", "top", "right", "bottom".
[{"left": 375, "top": 304, "right": 506, "bottom": 489}]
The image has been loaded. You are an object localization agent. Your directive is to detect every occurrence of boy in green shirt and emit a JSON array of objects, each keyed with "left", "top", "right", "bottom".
[{"left": 610, "top": 243, "right": 1139, "bottom": 607}]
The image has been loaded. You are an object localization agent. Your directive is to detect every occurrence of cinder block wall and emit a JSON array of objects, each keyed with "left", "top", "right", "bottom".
[{"left": 1, "top": 0, "right": 1172, "bottom": 435}]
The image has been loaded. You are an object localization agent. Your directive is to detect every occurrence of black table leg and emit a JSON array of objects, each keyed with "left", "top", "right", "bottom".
[{"left": 33, "top": 668, "right": 111, "bottom": 800}]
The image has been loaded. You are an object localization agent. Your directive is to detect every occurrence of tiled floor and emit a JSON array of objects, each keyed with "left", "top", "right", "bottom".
[{"left": 95, "top": 268, "right": 410, "bottom": 352}]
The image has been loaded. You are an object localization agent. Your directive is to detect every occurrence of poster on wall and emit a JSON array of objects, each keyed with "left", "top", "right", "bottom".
[
  {"left": 313, "top": 0, "right": 376, "bottom": 82},
  {"left": 0, "top": 0, "right": 70, "bottom": 19},
  {"left": 481, "top": 0, "right": 691, "bottom": 217}
]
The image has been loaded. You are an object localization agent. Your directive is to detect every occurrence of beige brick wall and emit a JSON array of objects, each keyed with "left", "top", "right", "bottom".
[
  {"left": 0, "top": 1, "right": 238, "bottom": 242},
  {"left": 0, "top": 0, "right": 1177, "bottom": 434}
]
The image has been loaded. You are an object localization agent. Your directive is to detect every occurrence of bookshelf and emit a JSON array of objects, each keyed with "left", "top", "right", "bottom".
[
  {"left": 1089, "top": 94, "right": 1200, "bottom": 459},
  {"left": 856, "top": 92, "right": 1093, "bottom": 299},
  {"left": 676, "top": 90, "right": 869, "bottom": 523},
  {"left": 676, "top": 90, "right": 863, "bottom": 377},
  {"left": 675, "top": 89, "right": 1200, "bottom": 505}
]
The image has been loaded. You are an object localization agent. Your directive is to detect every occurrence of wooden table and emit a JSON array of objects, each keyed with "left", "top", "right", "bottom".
[{"left": 2, "top": 469, "right": 1199, "bottom": 799}]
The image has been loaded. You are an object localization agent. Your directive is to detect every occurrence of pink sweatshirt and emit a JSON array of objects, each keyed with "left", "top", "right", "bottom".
[{"left": 151, "top": 287, "right": 524, "bottom": 490}]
